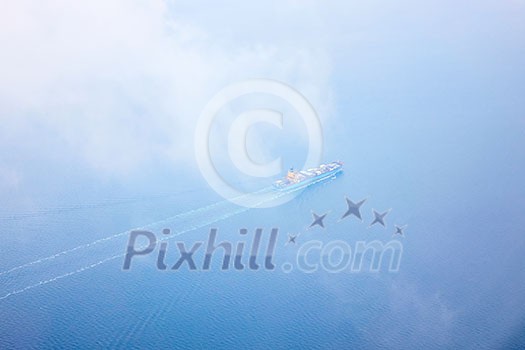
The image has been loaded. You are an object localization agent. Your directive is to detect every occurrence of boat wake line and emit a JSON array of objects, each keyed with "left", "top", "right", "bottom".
[{"left": 0, "top": 177, "right": 336, "bottom": 302}]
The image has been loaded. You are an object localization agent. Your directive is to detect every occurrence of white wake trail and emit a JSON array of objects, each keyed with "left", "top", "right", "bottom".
[
  {"left": 0, "top": 180, "right": 332, "bottom": 301},
  {"left": 0, "top": 191, "right": 257, "bottom": 277}
]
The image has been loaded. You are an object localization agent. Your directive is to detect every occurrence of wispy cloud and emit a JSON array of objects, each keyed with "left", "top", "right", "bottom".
[{"left": 0, "top": 0, "right": 333, "bottom": 181}]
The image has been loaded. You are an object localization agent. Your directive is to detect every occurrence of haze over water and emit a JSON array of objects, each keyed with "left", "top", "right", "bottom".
[{"left": 1, "top": 1, "right": 525, "bottom": 349}]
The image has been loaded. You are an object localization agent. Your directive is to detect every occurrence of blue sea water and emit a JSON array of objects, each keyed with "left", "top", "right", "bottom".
[
  {"left": 1, "top": 145, "right": 525, "bottom": 349},
  {"left": 1, "top": 2, "right": 525, "bottom": 347}
]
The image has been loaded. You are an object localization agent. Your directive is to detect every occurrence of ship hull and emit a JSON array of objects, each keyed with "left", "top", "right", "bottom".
[{"left": 273, "top": 162, "right": 343, "bottom": 191}]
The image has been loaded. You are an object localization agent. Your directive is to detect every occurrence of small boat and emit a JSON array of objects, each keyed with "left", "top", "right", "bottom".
[{"left": 272, "top": 161, "right": 343, "bottom": 191}]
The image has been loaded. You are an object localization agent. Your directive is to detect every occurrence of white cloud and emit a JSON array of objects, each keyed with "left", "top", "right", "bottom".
[{"left": 0, "top": 0, "right": 334, "bottom": 178}]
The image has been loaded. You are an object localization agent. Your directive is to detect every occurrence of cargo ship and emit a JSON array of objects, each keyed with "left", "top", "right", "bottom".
[{"left": 273, "top": 161, "right": 343, "bottom": 191}]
